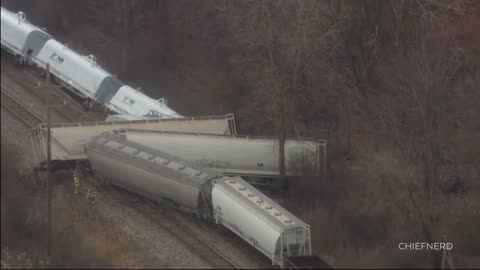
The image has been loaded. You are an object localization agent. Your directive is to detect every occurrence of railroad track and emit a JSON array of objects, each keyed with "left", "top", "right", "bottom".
[
  {"left": 1, "top": 63, "right": 91, "bottom": 123},
  {"left": 155, "top": 206, "right": 240, "bottom": 269},
  {"left": 1, "top": 87, "right": 45, "bottom": 128},
  {"left": 107, "top": 187, "right": 239, "bottom": 269},
  {"left": 43, "top": 92, "right": 77, "bottom": 122}
]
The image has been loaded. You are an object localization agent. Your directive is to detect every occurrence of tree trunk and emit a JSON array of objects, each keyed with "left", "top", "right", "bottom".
[
  {"left": 121, "top": 0, "right": 129, "bottom": 78},
  {"left": 279, "top": 112, "right": 288, "bottom": 196},
  {"left": 158, "top": 0, "right": 170, "bottom": 64}
]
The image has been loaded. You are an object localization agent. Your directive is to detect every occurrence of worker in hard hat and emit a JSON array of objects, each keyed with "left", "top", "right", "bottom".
[
  {"left": 73, "top": 167, "right": 81, "bottom": 195},
  {"left": 87, "top": 186, "right": 96, "bottom": 205}
]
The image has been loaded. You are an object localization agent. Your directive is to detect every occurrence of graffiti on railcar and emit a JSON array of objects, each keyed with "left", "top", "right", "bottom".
[{"left": 195, "top": 159, "right": 231, "bottom": 169}]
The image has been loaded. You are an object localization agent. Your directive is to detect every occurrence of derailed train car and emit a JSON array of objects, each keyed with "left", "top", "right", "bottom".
[
  {"left": 85, "top": 131, "right": 218, "bottom": 217},
  {"left": 112, "top": 129, "right": 327, "bottom": 177},
  {"left": 211, "top": 177, "right": 312, "bottom": 267},
  {"left": 85, "top": 131, "right": 325, "bottom": 268}
]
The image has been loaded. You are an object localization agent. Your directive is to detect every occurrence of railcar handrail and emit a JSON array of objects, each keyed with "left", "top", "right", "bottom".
[
  {"left": 34, "top": 113, "right": 236, "bottom": 129},
  {"left": 114, "top": 128, "right": 328, "bottom": 144},
  {"left": 16, "top": 11, "right": 27, "bottom": 22}
]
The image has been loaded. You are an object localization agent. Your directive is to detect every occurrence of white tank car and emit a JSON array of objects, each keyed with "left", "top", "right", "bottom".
[
  {"left": 85, "top": 131, "right": 219, "bottom": 216},
  {"left": 1, "top": 7, "right": 51, "bottom": 63},
  {"left": 211, "top": 177, "right": 312, "bottom": 267},
  {"left": 112, "top": 129, "right": 326, "bottom": 177},
  {"left": 1, "top": 7, "right": 182, "bottom": 120},
  {"left": 34, "top": 39, "right": 124, "bottom": 102},
  {"left": 106, "top": 85, "right": 183, "bottom": 119}
]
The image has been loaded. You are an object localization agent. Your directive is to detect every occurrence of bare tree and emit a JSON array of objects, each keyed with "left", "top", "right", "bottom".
[
  {"left": 216, "top": 0, "right": 347, "bottom": 189},
  {"left": 372, "top": 3, "right": 464, "bottom": 265}
]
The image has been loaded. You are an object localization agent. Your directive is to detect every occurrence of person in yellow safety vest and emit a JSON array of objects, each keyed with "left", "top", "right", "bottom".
[
  {"left": 87, "top": 186, "right": 96, "bottom": 205},
  {"left": 73, "top": 168, "right": 81, "bottom": 195}
]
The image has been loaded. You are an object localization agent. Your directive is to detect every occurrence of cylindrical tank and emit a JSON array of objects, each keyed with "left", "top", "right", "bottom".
[
  {"left": 211, "top": 177, "right": 312, "bottom": 267},
  {"left": 85, "top": 131, "right": 218, "bottom": 213},
  {"left": 113, "top": 129, "right": 326, "bottom": 177}
]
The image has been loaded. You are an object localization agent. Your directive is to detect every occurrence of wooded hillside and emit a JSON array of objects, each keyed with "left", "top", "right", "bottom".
[{"left": 3, "top": 0, "right": 479, "bottom": 268}]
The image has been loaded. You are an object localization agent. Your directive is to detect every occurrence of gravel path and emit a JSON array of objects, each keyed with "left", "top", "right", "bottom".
[
  {"left": 87, "top": 184, "right": 212, "bottom": 268},
  {"left": 55, "top": 171, "right": 212, "bottom": 269}
]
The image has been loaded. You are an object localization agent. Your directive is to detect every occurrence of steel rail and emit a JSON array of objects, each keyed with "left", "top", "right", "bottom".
[
  {"left": 115, "top": 190, "right": 240, "bottom": 269},
  {"left": 1, "top": 87, "right": 45, "bottom": 128}
]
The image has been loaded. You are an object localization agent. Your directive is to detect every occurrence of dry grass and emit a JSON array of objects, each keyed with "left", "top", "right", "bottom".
[
  {"left": 49, "top": 175, "right": 173, "bottom": 269},
  {"left": 1, "top": 247, "right": 33, "bottom": 269},
  {"left": 1, "top": 136, "right": 45, "bottom": 268}
]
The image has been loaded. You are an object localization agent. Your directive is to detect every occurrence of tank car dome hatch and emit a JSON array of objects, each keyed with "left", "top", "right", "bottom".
[
  {"left": 16, "top": 11, "right": 26, "bottom": 18},
  {"left": 16, "top": 11, "right": 26, "bottom": 22},
  {"left": 85, "top": 54, "right": 97, "bottom": 66},
  {"left": 157, "top": 98, "right": 168, "bottom": 106}
]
